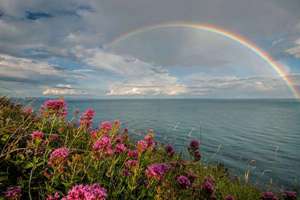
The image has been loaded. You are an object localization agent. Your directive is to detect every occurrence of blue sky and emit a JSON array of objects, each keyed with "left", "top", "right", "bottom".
[{"left": 0, "top": 0, "right": 300, "bottom": 98}]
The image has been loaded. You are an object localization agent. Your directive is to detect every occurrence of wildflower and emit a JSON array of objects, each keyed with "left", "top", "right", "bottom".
[
  {"left": 48, "top": 147, "right": 69, "bottom": 167},
  {"left": 225, "top": 195, "right": 235, "bottom": 200},
  {"left": 93, "top": 136, "right": 111, "bottom": 151},
  {"left": 40, "top": 99, "right": 67, "bottom": 118},
  {"left": 4, "top": 186, "right": 22, "bottom": 200},
  {"left": 193, "top": 150, "right": 201, "bottom": 161},
  {"left": 31, "top": 130, "right": 44, "bottom": 141},
  {"left": 113, "top": 120, "right": 121, "bottom": 128},
  {"left": 100, "top": 121, "right": 112, "bottom": 132},
  {"left": 176, "top": 175, "right": 191, "bottom": 189},
  {"left": 123, "top": 169, "right": 131, "bottom": 176},
  {"left": 137, "top": 140, "right": 148, "bottom": 153},
  {"left": 283, "top": 191, "right": 297, "bottom": 200},
  {"left": 115, "top": 143, "right": 127, "bottom": 154},
  {"left": 80, "top": 108, "right": 95, "bottom": 129},
  {"left": 189, "top": 139, "right": 200, "bottom": 151},
  {"left": 64, "top": 183, "right": 107, "bottom": 200},
  {"left": 114, "top": 135, "right": 123, "bottom": 143},
  {"left": 145, "top": 163, "right": 170, "bottom": 181},
  {"left": 46, "top": 192, "right": 60, "bottom": 200},
  {"left": 23, "top": 107, "right": 33, "bottom": 115},
  {"left": 90, "top": 130, "right": 98, "bottom": 139},
  {"left": 144, "top": 133, "right": 155, "bottom": 148},
  {"left": 49, "top": 134, "right": 59, "bottom": 143},
  {"left": 127, "top": 150, "right": 138, "bottom": 159},
  {"left": 165, "top": 144, "right": 175, "bottom": 157},
  {"left": 261, "top": 192, "right": 278, "bottom": 200},
  {"left": 201, "top": 177, "right": 215, "bottom": 195},
  {"left": 125, "top": 160, "right": 138, "bottom": 169}
]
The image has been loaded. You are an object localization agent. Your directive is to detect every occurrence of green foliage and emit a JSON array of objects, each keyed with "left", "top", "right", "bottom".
[{"left": 0, "top": 97, "right": 298, "bottom": 200}]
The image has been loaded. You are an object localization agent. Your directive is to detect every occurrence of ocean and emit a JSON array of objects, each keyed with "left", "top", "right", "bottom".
[{"left": 20, "top": 98, "right": 300, "bottom": 189}]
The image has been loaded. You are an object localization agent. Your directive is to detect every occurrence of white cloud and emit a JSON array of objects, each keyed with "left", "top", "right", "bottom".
[
  {"left": 286, "top": 38, "right": 300, "bottom": 58},
  {"left": 43, "top": 85, "right": 87, "bottom": 96},
  {"left": 0, "top": 53, "right": 61, "bottom": 78}
]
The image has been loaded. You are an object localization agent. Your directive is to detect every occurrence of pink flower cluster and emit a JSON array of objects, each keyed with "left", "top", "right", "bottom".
[
  {"left": 125, "top": 160, "right": 138, "bottom": 169},
  {"left": 261, "top": 192, "right": 278, "bottom": 200},
  {"left": 4, "top": 186, "right": 22, "bottom": 200},
  {"left": 176, "top": 175, "right": 191, "bottom": 189},
  {"left": 188, "top": 139, "right": 201, "bottom": 161},
  {"left": 92, "top": 135, "right": 113, "bottom": 156},
  {"left": 100, "top": 121, "right": 112, "bottom": 133},
  {"left": 136, "top": 133, "right": 155, "bottom": 153},
  {"left": 201, "top": 176, "right": 215, "bottom": 195},
  {"left": 225, "top": 195, "right": 235, "bottom": 200},
  {"left": 46, "top": 192, "right": 60, "bottom": 200},
  {"left": 48, "top": 147, "right": 69, "bottom": 167},
  {"left": 80, "top": 108, "right": 95, "bottom": 129},
  {"left": 165, "top": 144, "right": 175, "bottom": 157},
  {"left": 283, "top": 191, "right": 297, "bottom": 200},
  {"left": 145, "top": 163, "right": 170, "bottom": 181},
  {"left": 127, "top": 150, "right": 138, "bottom": 159},
  {"left": 31, "top": 130, "right": 44, "bottom": 141},
  {"left": 41, "top": 99, "right": 67, "bottom": 118},
  {"left": 23, "top": 106, "right": 33, "bottom": 115},
  {"left": 115, "top": 143, "right": 127, "bottom": 154},
  {"left": 62, "top": 184, "right": 107, "bottom": 200}
]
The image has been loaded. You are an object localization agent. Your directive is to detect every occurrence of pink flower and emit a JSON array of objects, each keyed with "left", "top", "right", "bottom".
[
  {"left": 64, "top": 183, "right": 107, "bottom": 200},
  {"left": 100, "top": 121, "right": 112, "bottom": 132},
  {"left": 23, "top": 107, "right": 33, "bottom": 115},
  {"left": 49, "top": 134, "right": 59, "bottom": 142},
  {"left": 115, "top": 143, "right": 127, "bottom": 154},
  {"left": 144, "top": 133, "right": 155, "bottom": 148},
  {"left": 46, "top": 192, "right": 60, "bottom": 200},
  {"left": 165, "top": 144, "right": 175, "bottom": 157},
  {"left": 145, "top": 163, "right": 170, "bottom": 181},
  {"left": 125, "top": 160, "right": 138, "bottom": 169},
  {"left": 127, "top": 150, "right": 138, "bottom": 159},
  {"left": 189, "top": 139, "right": 200, "bottom": 151},
  {"left": 113, "top": 120, "right": 121, "bottom": 128},
  {"left": 193, "top": 150, "right": 201, "bottom": 161},
  {"left": 4, "top": 186, "right": 22, "bottom": 200},
  {"left": 80, "top": 108, "right": 95, "bottom": 129},
  {"left": 41, "top": 99, "right": 67, "bottom": 117},
  {"left": 283, "top": 191, "right": 297, "bottom": 200},
  {"left": 225, "top": 195, "right": 235, "bottom": 200},
  {"left": 137, "top": 140, "right": 148, "bottom": 153},
  {"left": 93, "top": 136, "right": 111, "bottom": 151},
  {"left": 261, "top": 192, "right": 278, "bottom": 200},
  {"left": 31, "top": 131, "right": 44, "bottom": 141},
  {"left": 201, "top": 177, "right": 215, "bottom": 195},
  {"left": 176, "top": 175, "right": 191, "bottom": 189},
  {"left": 48, "top": 147, "right": 69, "bottom": 167}
]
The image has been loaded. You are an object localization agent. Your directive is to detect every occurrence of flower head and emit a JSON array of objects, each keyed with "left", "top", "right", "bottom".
[
  {"left": 4, "top": 186, "right": 22, "bottom": 200},
  {"left": 189, "top": 139, "right": 200, "bottom": 151},
  {"left": 193, "top": 150, "right": 201, "bottom": 161},
  {"left": 46, "top": 192, "right": 60, "bottom": 200},
  {"left": 283, "top": 191, "right": 297, "bottom": 200},
  {"left": 115, "top": 143, "right": 127, "bottom": 154},
  {"left": 41, "top": 99, "right": 67, "bottom": 118},
  {"left": 48, "top": 147, "right": 69, "bottom": 167},
  {"left": 165, "top": 144, "right": 175, "bottom": 157},
  {"left": 225, "top": 195, "right": 235, "bottom": 200},
  {"left": 125, "top": 160, "right": 138, "bottom": 169},
  {"left": 80, "top": 108, "right": 95, "bottom": 129},
  {"left": 145, "top": 163, "right": 170, "bottom": 181},
  {"left": 31, "top": 131, "right": 44, "bottom": 141},
  {"left": 127, "top": 150, "right": 138, "bottom": 159},
  {"left": 201, "top": 176, "right": 215, "bottom": 195},
  {"left": 64, "top": 183, "right": 107, "bottom": 200},
  {"left": 176, "top": 175, "right": 191, "bottom": 189},
  {"left": 100, "top": 121, "right": 112, "bottom": 132},
  {"left": 23, "top": 107, "right": 33, "bottom": 115},
  {"left": 137, "top": 140, "right": 148, "bottom": 153},
  {"left": 261, "top": 192, "right": 278, "bottom": 200}
]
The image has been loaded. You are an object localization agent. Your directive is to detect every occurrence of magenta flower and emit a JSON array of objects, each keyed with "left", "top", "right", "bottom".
[
  {"left": 261, "top": 192, "right": 278, "bottom": 200},
  {"left": 115, "top": 143, "right": 127, "bottom": 154},
  {"left": 189, "top": 139, "right": 200, "bottom": 151},
  {"left": 127, "top": 150, "right": 138, "bottom": 159},
  {"left": 23, "top": 107, "right": 33, "bottom": 115},
  {"left": 165, "top": 144, "right": 175, "bottom": 156},
  {"left": 4, "top": 186, "right": 22, "bottom": 200},
  {"left": 176, "top": 175, "right": 191, "bottom": 189},
  {"left": 145, "top": 163, "right": 170, "bottom": 180},
  {"left": 93, "top": 136, "right": 111, "bottom": 151},
  {"left": 201, "top": 177, "right": 215, "bottom": 195},
  {"left": 137, "top": 140, "right": 148, "bottom": 153},
  {"left": 100, "top": 121, "right": 112, "bottom": 132},
  {"left": 48, "top": 147, "right": 69, "bottom": 167},
  {"left": 40, "top": 99, "right": 67, "bottom": 117},
  {"left": 64, "top": 183, "right": 107, "bottom": 200},
  {"left": 113, "top": 120, "right": 121, "bottom": 128},
  {"left": 225, "top": 195, "right": 235, "bottom": 200},
  {"left": 125, "top": 160, "right": 138, "bottom": 169},
  {"left": 193, "top": 150, "right": 201, "bottom": 161},
  {"left": 144, "top": 133, "right": 155, "bottom": 148},
  {"left": 283, "top": 191, "right": 297, "bottom": 200},
  {"left": 80, "top": 108, "right": 95, "bottom": 129},
  {"left": 46, "top": 192, "right": 60, "bottom": 200},
  {"left": 31, "top": 131, "right": 44, "bottom": 141}
]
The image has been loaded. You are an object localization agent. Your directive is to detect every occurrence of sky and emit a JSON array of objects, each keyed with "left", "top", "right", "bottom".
[{"left": 0, "top": 0, "right": 300, "bottom": 98}]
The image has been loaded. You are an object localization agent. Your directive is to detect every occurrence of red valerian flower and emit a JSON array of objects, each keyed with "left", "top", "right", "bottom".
[
  {"left": 176, "top": 175, "right": 191, "bottom": 189},
  {"left": 80, "top": 108, "right": 95, "bottom": 129},
  {"left": 41, "top": 99, "right": 67, "bottom": 118},
  {"left": 63, "top": 183, "right": 107, "bottom": 200},
  {"left": 145, "top": 163, "right": 170, "bottom": 181},
  {"left": 4, "top": 186, "right": 22, "bottom": 200},
  {"left": 261, "top": 192, "right": 278, "bottom": 200}
]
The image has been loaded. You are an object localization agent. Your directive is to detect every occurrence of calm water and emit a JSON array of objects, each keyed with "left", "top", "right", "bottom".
[{"left": 21, "top": 98, "right": 300, "bottom": 189}]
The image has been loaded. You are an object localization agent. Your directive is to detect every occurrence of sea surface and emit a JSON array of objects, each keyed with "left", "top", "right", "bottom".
[{"left": 19, "top": 98, "right": 300, "bottom": 189}]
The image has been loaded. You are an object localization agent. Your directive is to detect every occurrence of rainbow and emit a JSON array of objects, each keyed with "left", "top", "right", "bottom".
[{"left": 107, "top": 22, "right": 300, "bottom": 99}]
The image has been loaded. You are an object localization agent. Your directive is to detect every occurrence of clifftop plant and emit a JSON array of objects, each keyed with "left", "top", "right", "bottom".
[{"left": 0, "top": 97, "right": 298, "bottom": 200}]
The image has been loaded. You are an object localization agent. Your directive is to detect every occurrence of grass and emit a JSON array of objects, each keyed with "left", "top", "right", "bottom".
[{"left": 0, "top": 97, "right": 297, "bottom": 200}]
